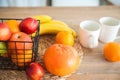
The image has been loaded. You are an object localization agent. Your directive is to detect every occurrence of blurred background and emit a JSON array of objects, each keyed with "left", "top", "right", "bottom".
[{"left": 0, "top": 0, "right": 120, "bottom": 7}]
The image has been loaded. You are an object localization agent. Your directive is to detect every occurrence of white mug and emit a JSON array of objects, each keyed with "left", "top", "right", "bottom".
[
  {"left": 99, "top": 17, "right": 120, "bottom": 43},
  {"left": 78, "top": 20, "right": 101, "bottom": 48}
]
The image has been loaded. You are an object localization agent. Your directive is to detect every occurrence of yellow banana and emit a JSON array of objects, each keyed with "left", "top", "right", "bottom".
[
  {"left": 32, "top": 20, "right": 76, "bottom": 37},
  {"left": 51, "top": 20, "right": 68, "bottom": 27},
  {"left": 32, "top": 15, "right": 52, "bottom": 23},
  {"left": 50, "top": 20, "right": 76, "bottom": 37}
]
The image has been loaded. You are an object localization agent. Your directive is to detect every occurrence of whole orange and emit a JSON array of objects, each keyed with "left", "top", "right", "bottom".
[
  {"left": 11, "top": 50, "right": 33, "bottom": 67},
  {"left": 44, "top": 44, "right": 80, "bottom": 76},
  {"left": 104, "top": 42, "right": 120, "bottom": 62},
  {"left": 55, "top": 31, "right": 74, "bottom": 46},
  {"left": 5, "top": 20, "right": 20, "bottom": 33}
]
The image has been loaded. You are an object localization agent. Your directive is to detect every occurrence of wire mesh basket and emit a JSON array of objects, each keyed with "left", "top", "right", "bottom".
[{"left": 0, "top": 18, "right": 40, "bottom": 70}]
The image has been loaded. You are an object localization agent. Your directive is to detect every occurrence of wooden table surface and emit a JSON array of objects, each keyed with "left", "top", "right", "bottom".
[{"left": 0, "top": 6, "right": 120, "bottom": 80}]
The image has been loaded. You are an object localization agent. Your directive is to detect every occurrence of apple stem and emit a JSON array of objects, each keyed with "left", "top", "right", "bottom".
[{"left": 18, "top": 35, "right": 21, "bottom": 38}]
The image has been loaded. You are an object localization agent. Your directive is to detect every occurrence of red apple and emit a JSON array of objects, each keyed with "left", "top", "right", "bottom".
[
  {"left": 19, "top": 17, "right": 38, "bottom": 34},
  {"left": 8, "top": 32, "right": 32, "bottom": 54},
  {"left": 0, "top": 22, "right": 11, "bottom": 41},
  {"left": 26, "top": 62, "right": 44, "bottom": 80}
]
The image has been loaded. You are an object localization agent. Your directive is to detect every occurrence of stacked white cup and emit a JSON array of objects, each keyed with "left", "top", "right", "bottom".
[{"left": 78, "top": 17, "right": 120, "bottom": 48}]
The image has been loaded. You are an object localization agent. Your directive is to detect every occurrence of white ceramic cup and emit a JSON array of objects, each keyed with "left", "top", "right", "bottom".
[
  {"left": 99, "top": 17, "right": 120, "bottom": 43},
  {"left": 78, "top": 20, "right": 101, "bottom": 48}
]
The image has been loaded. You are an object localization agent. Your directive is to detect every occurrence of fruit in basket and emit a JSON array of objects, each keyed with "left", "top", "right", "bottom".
[
  {"left": 104, "top": 42, "right": 120, "bottom": 62},
  {"left": 0, "top": 42, "right": 7, "bottom": 56},
  {"left": 19, "top": 17, "right": 39, "bottom": 34},
  {"left": 11, "top": 50, "right": 33, "bottom": 67},
  {"left": 5, "top": 20, "right": 20, "bottom": 33},
  {"left": 32, "top": 15, "right": 52, "bottom": 23},
  {"left": 32, "top": 20, "right": 76, "bottom": 37},
  {"left": 26, "top": 62, "right": 44, "bottom": 80},
  {"left": 44, "top": 44, "right": 80, "bottom": 76},
  {"left": 55, "top": 31, "right": 74, "bottom": 46},
  {"left": 0, "top": 22, "right": 12, "bottom": 41},
  {"left": 8, "top": 32, "right": 32, "bottom": 54},
  {"left": 2, "top": 53, "right": 9, "bottom": 58}
]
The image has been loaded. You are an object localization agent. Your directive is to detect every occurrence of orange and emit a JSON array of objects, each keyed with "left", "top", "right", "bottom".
[
  {"left": 55, "top": 31, "right": 74, "bottom": 46},
  {"left": 44, "top": 44, "right": 80, "bottom": 76},
  {"left": 5, "top": 20, "right": 20, "bottom": 33},
  {"left": 11, "top": 50, "right": 33, "bottom": 67},
  {"left": 2, "top": 53, "right": 9, "bottom": 58},
  {"left": 104, "top": 42, "right": 120, "bottom": 62}
]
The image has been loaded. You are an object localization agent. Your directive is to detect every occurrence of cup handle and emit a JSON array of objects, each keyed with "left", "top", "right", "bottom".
[
  {"left": 89, "top": 35, "right": 95, "bottom": 48},
  {"left": 115, "top": 27, "right": 120, "bottom": 40}
]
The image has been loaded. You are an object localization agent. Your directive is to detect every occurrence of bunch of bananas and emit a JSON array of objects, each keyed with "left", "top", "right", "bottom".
[{"left": 32, "top": 15, "right": 76, "bottom": 37}]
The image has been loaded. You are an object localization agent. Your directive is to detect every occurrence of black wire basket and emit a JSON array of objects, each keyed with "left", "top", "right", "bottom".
[{"left": 0, "top": 18, "right": 40, "bottom": 70}]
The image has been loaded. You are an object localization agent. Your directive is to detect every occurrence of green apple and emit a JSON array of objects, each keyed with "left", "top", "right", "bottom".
[{"left": 0, "top": 42, "right": 7, "bottom": 56}]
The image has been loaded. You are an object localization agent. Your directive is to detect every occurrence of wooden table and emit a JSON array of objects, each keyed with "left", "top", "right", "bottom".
[{"left": 0, "top": 6, "right": 120, "bottom": 80}]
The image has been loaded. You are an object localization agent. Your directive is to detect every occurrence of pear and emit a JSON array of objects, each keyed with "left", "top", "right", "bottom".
[{"left": 0, "top": 42, "right": 7, "bottom": 56}]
